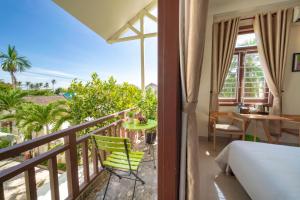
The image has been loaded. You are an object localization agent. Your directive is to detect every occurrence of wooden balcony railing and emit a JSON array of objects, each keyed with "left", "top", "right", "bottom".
[{"left": 0, "top": 108, "right": 133, "bottom": 200}]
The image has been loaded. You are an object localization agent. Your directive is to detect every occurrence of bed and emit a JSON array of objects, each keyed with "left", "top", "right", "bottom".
[{"left": 215, "top": 141, "right": 300, "bottom": 200}]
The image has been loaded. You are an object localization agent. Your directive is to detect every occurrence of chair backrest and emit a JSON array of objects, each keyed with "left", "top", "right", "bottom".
[{"left": 92, "top": 134, "right": 131, "bottom": 153}]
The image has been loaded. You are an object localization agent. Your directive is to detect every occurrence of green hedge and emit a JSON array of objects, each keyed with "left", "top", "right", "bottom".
[{"left": 0, "top": 139, "right": 10, "bottom": 149}]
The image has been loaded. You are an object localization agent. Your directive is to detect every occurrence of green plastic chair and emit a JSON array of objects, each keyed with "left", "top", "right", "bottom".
[{"left": 92, "top": 134, "right": 145, "bottom": 200}]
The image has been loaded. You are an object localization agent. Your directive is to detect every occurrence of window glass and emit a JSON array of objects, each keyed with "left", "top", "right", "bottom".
[
  {"left": 235, "top": 33, "right": 257, "bottom": 47},
  {"left": 219, "top": 32, "right": 270, "bottom": 104},
  {"left": 219, "top": 55, "right": 238, "bottom": 99},
  {"left": 243, "top": 53, "right": 266, "bottom": 99}
]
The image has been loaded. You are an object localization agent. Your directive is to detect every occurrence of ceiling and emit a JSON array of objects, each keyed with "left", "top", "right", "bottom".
[{"left": 54, "top": 0, "right": 154, "bottom": 41}]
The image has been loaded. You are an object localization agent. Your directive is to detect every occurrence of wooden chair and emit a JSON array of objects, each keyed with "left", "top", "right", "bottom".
[
  {"left": 280, "top": 115, "right": 300, "bottom": 146},
  {"left": 209, "top": 112, "right": 247, "bottom": 150}
]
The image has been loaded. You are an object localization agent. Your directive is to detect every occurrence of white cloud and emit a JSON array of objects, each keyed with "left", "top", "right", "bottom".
[{"left": 28, "top": 67, "right": 78, "bottom": 78}]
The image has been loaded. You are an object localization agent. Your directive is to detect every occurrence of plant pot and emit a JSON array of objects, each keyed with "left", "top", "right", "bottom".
[
  {"left": 146, "top": 132, "right": 156, "bottom": 144},
  {"left": 24, "top": 151, "right": 32, "bottom": 160}
]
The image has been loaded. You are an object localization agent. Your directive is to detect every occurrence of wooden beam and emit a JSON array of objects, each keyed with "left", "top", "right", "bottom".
[
  {"left": 144, "top": 10, "right": 157, "bottom": 22},
  {"left": 140, "top": 16, "right": 145, "bottom": 91},
  {"left": 107, "top": 1, "right": 157, "bottom": 43},
  {"left": 109, "top": 33, "right": 157, "bottom": 43},
  {"left": 158, "top": 0, "right": 181, "bottom": 199},
  {"left": 128, "top": 24, "right": 141, "bottom": 36}
]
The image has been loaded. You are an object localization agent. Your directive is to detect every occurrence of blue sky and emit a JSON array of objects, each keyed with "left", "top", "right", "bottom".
[{"left": 0, "top": 0, "right": 157, "bottom": 88}]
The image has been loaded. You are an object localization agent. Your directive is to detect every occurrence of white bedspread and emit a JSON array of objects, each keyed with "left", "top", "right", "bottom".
[{"left": 215, "top": 141, "right": 300, "bottom": 200}]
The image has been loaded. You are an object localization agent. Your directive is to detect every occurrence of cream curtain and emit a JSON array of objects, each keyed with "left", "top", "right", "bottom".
[
  {"left": 254, "top": 8, "right": 293, "bottom": 116},
  {"left": 179, "top": 0, "right": 209, "bottom": 199},
  {"left": 210, "top": 18, "right": 240, "bottom": 112}
]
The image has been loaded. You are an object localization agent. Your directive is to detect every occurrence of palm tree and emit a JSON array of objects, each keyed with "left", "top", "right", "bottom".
[
  {"left": 0, "top": 90, "right": 26, "bottom": 132},
  {"left": 16, "top": 101, "right": 68, "bottom": 150},
  {"left": 0, "top": 45, "right": 31, "bottom": 89},
  {"left": 52, "top": 101, "right": 78, "bottom": 131},
  {"left": 17, "top": 81, "right": 22, "bottom": 88},
  {"left": 26, "top": 82, "right": 31, "bottom": 90},
  {"left": 38, "top": 82, "right": 43, "bottom": 89},
  {"left": 51, "top": 79, "right": 56, "bottom": 91},
  {"left": 34, "top": 83, "right": 39, "bottom": 89},
  {"left": 44, "top": 82, "right": 49, "bottom": 89}
]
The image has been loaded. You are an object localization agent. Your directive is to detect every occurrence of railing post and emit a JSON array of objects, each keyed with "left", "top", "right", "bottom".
[
  {"left": 25, "top": 167, "right": 37, "bottom": 200},
  {"left": 64, "top": 134, "right": 79, "bottom": 198},
  {"left": 82, "top": 140, "right": 90, "bottom": 184},
  {"left": 0, "top": 182, "right": 4, "bottom": 200},
  {"left": 48, "top": 157, "right": 60, "bottom": 200},
  {"left": 92, "top": 142, "right": 99, "bottom": 175}
]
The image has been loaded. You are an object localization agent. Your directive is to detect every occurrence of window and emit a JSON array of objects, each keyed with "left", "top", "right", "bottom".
[
  {"left": 219, "top": 55, "right": 238, "bottom": 99},
  {"left": 219, "top": 32, "right": 272, "bottom": 105}
]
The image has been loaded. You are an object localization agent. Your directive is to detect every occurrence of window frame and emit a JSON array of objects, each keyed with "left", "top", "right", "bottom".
[{"left": 219, "top": 32, "right": 273, "bottom": 106}]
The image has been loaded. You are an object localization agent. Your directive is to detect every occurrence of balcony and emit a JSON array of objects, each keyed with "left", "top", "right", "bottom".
[{"left": 0, "top": 109, "right": 157, "bottom": 200}]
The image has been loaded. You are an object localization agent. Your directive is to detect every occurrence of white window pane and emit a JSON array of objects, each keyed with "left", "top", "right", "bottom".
[
  {"left": 219, "top": 55, "right": 238, "bottom": 99},
  {"left": 243, "top": 53, "right": 267, "bottom": 99},
  {"left": 236, "top": 33, "right": 257, "bottom": 47}
]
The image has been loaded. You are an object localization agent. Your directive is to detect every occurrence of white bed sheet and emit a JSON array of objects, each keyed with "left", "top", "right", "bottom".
[{"left": 215, "top": 141, "right": 300, "bottom": 200}]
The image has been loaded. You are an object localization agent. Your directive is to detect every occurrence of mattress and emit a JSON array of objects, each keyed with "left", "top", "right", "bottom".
[{"left": 215, "top": 141, "right": 300, "bottom": 200}]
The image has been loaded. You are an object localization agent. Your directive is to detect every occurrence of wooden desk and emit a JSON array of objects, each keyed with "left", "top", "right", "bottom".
[
  {"left": 281, "top": 115, "right": 300, "bottom": 146},
  {"left": 235, "top": 114, "right": 299, "bottom": 143}
]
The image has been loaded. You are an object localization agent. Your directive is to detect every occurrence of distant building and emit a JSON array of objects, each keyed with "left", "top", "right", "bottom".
[{"left": 145, "top": 83, "right": 158, "bottom": 95}]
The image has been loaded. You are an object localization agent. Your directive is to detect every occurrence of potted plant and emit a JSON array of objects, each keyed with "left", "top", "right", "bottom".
[{"left": 145, "top": 128, "right": 156, "bottom": 145}]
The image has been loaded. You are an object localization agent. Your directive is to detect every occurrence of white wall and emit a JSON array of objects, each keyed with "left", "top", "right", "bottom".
[
  {"left": 283, "top": 24, "right": 300, "bottom": 115},
  {"left": 197, "top": 0, "right": 300, "bottom": 141}
]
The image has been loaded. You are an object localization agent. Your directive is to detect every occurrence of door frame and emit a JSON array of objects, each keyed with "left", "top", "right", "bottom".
[{"left": 158, "top": 0, "right": 181, "bottom": 199}]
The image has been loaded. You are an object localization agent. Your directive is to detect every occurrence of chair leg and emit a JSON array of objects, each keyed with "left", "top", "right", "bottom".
[
  {"left": 132, "top": 175, "right": 138, "bottom": 200},
  {"left": 103, "top": 173, "right": 112, "bottom": 200}
]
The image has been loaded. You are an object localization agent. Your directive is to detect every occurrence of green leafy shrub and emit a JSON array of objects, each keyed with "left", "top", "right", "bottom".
[
  {"left": 57, "top": 163, "right": 66, "bottom": 171},
  {"left": 67, "top": 73, "right": 143, "bottom": 123},
  {"left": 24, "top": 89, "right": 55, "bottom": 96},
  {"left": 138, "top": 88, "right": 157, "bottom": 120},
  {"left": 0, "top": 139, "right": 10, "bottom": 149}
]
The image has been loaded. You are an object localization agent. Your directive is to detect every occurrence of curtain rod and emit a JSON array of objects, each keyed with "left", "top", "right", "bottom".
[{"left": 213, "top": 1, "right": 299, "bottom": 23}]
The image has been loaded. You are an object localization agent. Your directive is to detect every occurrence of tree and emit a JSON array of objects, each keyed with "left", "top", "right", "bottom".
[
  {"left": 67, "top": 73, "right": 143, "bottom": 122},
  {"left": 138, "top": 88, "right": 157, "bottom": 120},
  {"left": 16, "top": 101, "right": 68, "bottom": 150},
  {"left": 0, "top": 45, "right": 31, "bottom": 89},
  {"left": 17, "top": 81, "right": 22, "bottom": 88},
  {"left": 51, "top": 79, "right": 56, "bottom": 91},
  {"left": 0, "top": 90, "right": 26, "bottom": 132},
  {"left": 0, "top": 80, "right": 12, "bottom": 92},
  {"left": 25, "top": 82, "right": 31, "bottom": 90},
  {"left": 44, "top": 82, "right": 49, "bottom": 89}
]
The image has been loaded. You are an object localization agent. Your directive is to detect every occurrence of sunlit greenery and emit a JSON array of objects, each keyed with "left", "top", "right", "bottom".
[
  {"left": 219, "top": 55, "right": 238, "bottom": 98},
  {"left": 0, "top": 72, "right": 157, "bottom": 150},
  {"left": 219, "top": 33, "right": 266, "bottom": 100}
]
